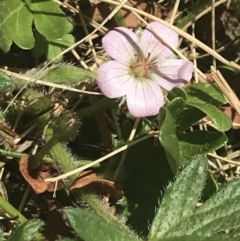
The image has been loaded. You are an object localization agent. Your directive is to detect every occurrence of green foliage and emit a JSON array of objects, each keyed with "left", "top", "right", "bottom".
[
  {"left": 160, "top": 83, "right": 232, "bottom": 170},
  {"left": 148, "top": 155, "right": 240, "bottom": 240},
  {"left": 185, "top": 83, "right": 227, "bottom": 106},
  {"left": 178, "top": 130, "right": 227, "bottom": 157},
  {"left": 176, "top": 0, "right": 220, "bottom": 29},
  {"left": 39, "top": 64, "right": 97, "bottom": 83},
  {"left": 0, "top": 228, "right": 3, "bottom": 240},
  {"left": 65, "top": 208, "right": 141, "bottom": 241},
  {"left": 176, "top": 106, "right": 206, "bottom": 133},
  {"left": 149, "top": 155, "right": 207, "bottom": 239},
  {"left": 0, "top": 0, "right": 73, "bottom": 61},
  {"left": 52, "top": 112, "right": 81, "bottom": 142},
  {"left": 0, "top": 69, "right": 16, "bottom": 92},
  {"left": 187, "top": 102, "right": 232, "bottom": 131},
  {"left": 50, "top": 142, "right": 79, "bottom": 183},
  {"left": 161, "top": 235, "right": 240, "bottom": 241},
  {"left": 0, "top": 195, "right": 27, "bottom": 225},
  {"left": 47, "top": 34, "right": 75, "bottom": 62},
  {"left": 7, "top": 220, "right": 43, "bottom": 241},
  {"left": 167, "top": 87, "right": 187, "bottom": 102},
  {"left": 159, "top": 107, "right": 179, "bottom": 172}
]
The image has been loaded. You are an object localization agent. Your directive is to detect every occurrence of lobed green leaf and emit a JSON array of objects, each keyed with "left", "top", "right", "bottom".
[
  {"left": 0, "top": 0, "right": 74, "bottom": 58},
  {"left": 0, "top": 0, "right": 35, "bottom": 52},
  {"left": 47, "top": 34, "right": 75, "bottom": 62},
  {"left": 30, "top": 0, "right": 73, "bottom": 39}
]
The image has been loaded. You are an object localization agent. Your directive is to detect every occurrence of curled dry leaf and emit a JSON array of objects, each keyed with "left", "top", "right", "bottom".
[
  {"left": 70, "top": 170, "right": 123, "bottom": 199},
  {"left": 19, "top": 156, "right": 62, "bottom": 194}
]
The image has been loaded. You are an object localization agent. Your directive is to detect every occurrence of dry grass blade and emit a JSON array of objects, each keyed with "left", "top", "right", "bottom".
[{"left": 211, "top": 67, "right": 240, "bottom": 116}]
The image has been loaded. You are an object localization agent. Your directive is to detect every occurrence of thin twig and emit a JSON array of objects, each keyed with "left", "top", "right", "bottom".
[
  {"left": 45, "top": 131, "right": 158, "bottom": 182},
  {"left": 113, "top": 118, "right": 140, "bottom": 181}
]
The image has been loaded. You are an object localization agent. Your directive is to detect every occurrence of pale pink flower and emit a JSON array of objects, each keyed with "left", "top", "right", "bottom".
[{"left": 97, "top": 22, "right": 193, "bottom": 117}]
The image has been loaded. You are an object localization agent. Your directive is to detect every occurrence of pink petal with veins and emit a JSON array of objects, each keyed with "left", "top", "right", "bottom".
[
  {"left": 97, "top": 61, "right": 135, "bottom": 98},
  {"left": 140, "top": 22, "right": 178, "bottom": 62},
  {"left": 151, "top": 59, "right": 193, "bottom": 91},
  {"left": 102, "top": 27, "right": 140, "bottom": 65},
  {"left": 126, "top": 79, "right": 164, "bottom": 117}
]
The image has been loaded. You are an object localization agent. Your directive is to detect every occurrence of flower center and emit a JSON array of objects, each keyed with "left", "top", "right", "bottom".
[{"left": 131, "top": 53, "right": 157, "bottom": 78}]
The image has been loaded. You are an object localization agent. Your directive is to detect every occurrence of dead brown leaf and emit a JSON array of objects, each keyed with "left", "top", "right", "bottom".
[
  {"left": 70, "top": 170, "right": 98, "bottom": 189},
  {"left": 70, "top": 170, "right": 123, "bottom": 199},
  {"left": 19, "top": 156, "right": 62, "bottom": 194}
]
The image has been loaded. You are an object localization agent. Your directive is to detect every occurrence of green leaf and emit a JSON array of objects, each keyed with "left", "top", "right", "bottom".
[
  {"left": 149, "top": 156, "right": 207, "bottom": 240},
  {"left": 0, "top": 0, "right": 35, "bottom": 52},
  {"left": 176, "top": 106, "right": 206, "bottom": 134},
  {"left": 30, "top": 0, "right": 73, "bottom": 39},
  {"left": 41, "top": 64, "right": 96, "bottom": 83},
  {"left": 0, "top": 69, "right": 15, "bottom": 92},
  {"left": 0, "top": 0, "right": 73, "bottom": 55},
  {"left": 31, "top": 31, "right": 48, "bottom": 58},
  {"left": 47, "top": 34, "right": 75, "bottom": 62},
  {"left": 167, "top": 87, "right": 188, "bottom": 102},
  {"left": 8, "top": 220, "right": 43, "bottom": 241},
  {"left": 167, "top": 97, "right": 186, "bottom": 122},
  {"left": 178, "top": 130, "right": 227, "bottom": 158},
  {"left": 135, "top": 119, "right": 151, "bottom": 138},
  {"left": 162, "top": 235, "right": 240, "bottom": 241},
  {"left": 185, "top": 83, "right": 227, "bottom": 106},
  {"left": 187, "top": 102, "right": 232, "bottom": 131},
  {"left": 0, "top": 228, "right": 3, "bottom": 240},
  {"left": 159, "top": 107, "right": 180, "bottom": 173},
  {"left": 165, "top": 178, "right": 240, "bottom": 237},
  {"left": 65, "top": 208, "right": 141, "bottom": 241},
  {"left": 176, "top": 0, "right": 214, "bottom": 29},
  {"left": 0, "top": 108, "right": 4, "bottom": 122}
]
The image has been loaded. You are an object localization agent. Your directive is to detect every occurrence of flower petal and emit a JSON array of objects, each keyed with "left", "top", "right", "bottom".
[
  {"left": 151, "top": 59, "right": 193, "bottom": 91},
  {"left": 126, "top": 79, "right": 164, "bottom": 117},
  {"left": 140, "top": 21, "right": 178, "bottom": 62},
  {"left": 97, "top": 61, "right": 135, "bottom": 98},
  {"left": 102, "top": 27, "right": 140, "bottom": 65}
]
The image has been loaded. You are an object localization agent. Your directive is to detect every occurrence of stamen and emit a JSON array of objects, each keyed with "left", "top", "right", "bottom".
[
  {"left": 131, "top": 52, "right": 157, "bottom": 78},
  {"left": 134, "top": 53, "right": 143, "bottom": 62},
  {"left": 144, "top": 53, "right": 151, "bottom": 62}
]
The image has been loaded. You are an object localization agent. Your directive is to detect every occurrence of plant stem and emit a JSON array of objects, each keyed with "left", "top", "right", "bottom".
[{"left": 0, "top": 195, "right": 27, "bottom": 225}]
